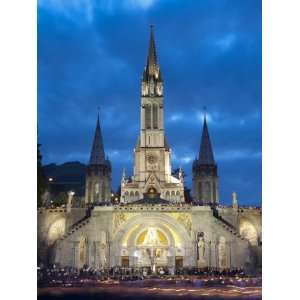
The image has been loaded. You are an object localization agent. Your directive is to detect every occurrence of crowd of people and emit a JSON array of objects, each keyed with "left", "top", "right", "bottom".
[{"left": 38, "top": 264, "right": 253, "bottom": 288}]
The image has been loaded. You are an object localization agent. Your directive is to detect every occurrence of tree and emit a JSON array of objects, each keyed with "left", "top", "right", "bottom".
[
  {"left": 52, "top": 192, "right": 68, "bottom": 207},
  {"left": 37, "top": 144, "right": 47, "bottom": 207}
]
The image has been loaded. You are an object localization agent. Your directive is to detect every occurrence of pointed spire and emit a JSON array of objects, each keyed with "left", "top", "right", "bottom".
[
  {"left": 89, "top": 111, "right": 105, "bottom": 165},
  {"left": 121, "top": 168, "right": 126, "bottom": 183},
  {"left": 199, "top": 111, "right": 215, "bottom": 165},
  {"left": 143, "top": 25, "right": 162, "bottom": 79},
  {"left": 147, "top": 25, "right": 157, "bottom": 73}
]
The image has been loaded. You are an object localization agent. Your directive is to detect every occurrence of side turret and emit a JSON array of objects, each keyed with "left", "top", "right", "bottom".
[
  {"left": 85, "top": 113, "right": 111, "bottom": 205},
  {"left": 192, "top": 114, "right": 219, "bottom": 205}
]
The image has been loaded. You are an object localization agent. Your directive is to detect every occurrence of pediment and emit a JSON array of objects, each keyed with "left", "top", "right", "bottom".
[{"left": 143, "top": 173, "right": 161, "bottom": 193}]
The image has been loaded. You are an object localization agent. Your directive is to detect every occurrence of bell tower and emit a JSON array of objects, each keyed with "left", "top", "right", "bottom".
[
  {"left": 85, "top": 113, "right": 111, "bottom": 204},
  {"left": 120, "top": 26, "right": 184, "bottom": 203},
  {"left": 140, "top": 25, "right": 164, "bottom": 148},
  {"left": 192, "top": 113, "right": 219, "bottom": 205}
]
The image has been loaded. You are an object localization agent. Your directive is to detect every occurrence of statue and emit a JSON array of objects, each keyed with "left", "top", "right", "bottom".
[
  {"left": 197, "top": 232, "right": 206, "bottom": 267},
  {"left": 67, "top": 191, "right": 74, "bottom": 213},
  {"left": 99, "top": 243, "right": 107, "bottom": 268},
  {"left": 232, "top": 192, "right": 238, "bottom": 209}
]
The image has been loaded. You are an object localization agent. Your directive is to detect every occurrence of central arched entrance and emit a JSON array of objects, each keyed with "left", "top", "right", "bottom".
[
  {"left": 134, "top": 227, "right": 169, "bottom": 271},
  {"left": 112, "top": 213, "right": 193, "bottom": 271}
]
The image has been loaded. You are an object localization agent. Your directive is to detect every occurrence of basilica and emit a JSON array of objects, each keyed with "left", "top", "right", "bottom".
[{"left": 38, "top": 28, "right": 262, "bottom": 274}]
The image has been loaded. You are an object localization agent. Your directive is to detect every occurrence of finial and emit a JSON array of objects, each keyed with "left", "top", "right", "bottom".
[
  {"left": 203, "top": 106, "right": 207, "bottom": 121},
  {"left": 232, "top": 192, "right": 238, "bottom": 207}
]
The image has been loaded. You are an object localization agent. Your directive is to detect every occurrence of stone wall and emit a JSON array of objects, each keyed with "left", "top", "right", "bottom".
[{"left": 38, "top": 204, "right": 262, "bottom": 272}]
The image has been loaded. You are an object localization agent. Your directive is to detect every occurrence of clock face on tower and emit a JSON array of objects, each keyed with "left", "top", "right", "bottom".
[{"left": 147, "top": 154, "right": 158, "bottom": 165}]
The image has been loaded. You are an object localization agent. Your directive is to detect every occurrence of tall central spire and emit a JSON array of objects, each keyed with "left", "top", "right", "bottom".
[
  {"left": 142, "top": 26, "right": 163, "bottom": 96},
  {"left": 146, "top": 25, "right": 158, "bottom": 75}
]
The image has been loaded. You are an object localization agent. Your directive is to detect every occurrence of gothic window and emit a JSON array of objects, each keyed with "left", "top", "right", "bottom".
[
  {"left": 171, "top": 191, "right": 175, "bottom": 200},
  {"left": 166, "top": 191, "right": 170, "bottom": 200},
  {"left": 145, "top": 104, "right": 151, "bottom": 129},
  {"left": 95, "top": 183, "right": 99, "bottom": 194},
  {"left": 130, "top": 191, "right": 134, "bottom": 199},
  {"left": 153, "top": 104, "right": 158, "bottom": 129},
  {"left": 205, "top": 181, "right": 211, "bottom": 202},
  {"left": 198, "top": 182, "right": 202, "bottom": 200},
  {"left": 213, "top": 181, "right": 217, "bottom": 201},
  {"left": 79, "top": 237, "right": 87, "bottom": 267},
  {"left": 92, "top": 242, "right": 97, "bottom": 267},
  {"left": 150, "top": 79, "right": 155, "bottom": 95},
  {"left": 101, "top": 183, "right": 105, "bottom": 201},
  {"left": 124, "top": 191, "right": 129, "bottom": 201}
]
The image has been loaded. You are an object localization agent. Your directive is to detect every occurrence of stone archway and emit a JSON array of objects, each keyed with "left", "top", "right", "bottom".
[
  {"left": 112, "top": 213, "right": 193, "bottom": 269},
  {"left": 239, "top": 218, "right": 258, "bottom": 246},
  {"left": 46, "top": 218, "right": 66, "bottom": 265}
]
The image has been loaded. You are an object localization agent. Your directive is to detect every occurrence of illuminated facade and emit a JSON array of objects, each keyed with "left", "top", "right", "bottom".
[
  {"left": 37, "top": 27, "right": 262, "bottom": 274},
  {"left": 121, "top": 26, "right": 184, "bottom": 203}
]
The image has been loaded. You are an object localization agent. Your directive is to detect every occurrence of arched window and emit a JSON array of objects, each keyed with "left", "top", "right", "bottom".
[
  {"left": 198, "top": 182, "right": 202, "bottom": 200},
  {"left": 79, "top": 237, "right": 88, "bottom": 267},
  {"left": 213, "top": 182, "right": 217, "bottom": 201},
  {"left": 101, "top": 183, "right": 106, "bottom": 201},
  {"left": 145, "top": 105, "right": 151, "bottom": 129},
  {"left": 130, "top": 191, "right": 134, "bottom": 200},
  {"left": 95, "top": 183, "right": 99, "bottom": 194},
  {"left": 88, "top": 181, "right": 92, "bottom": 202},
  {"left": 92, "top": 242, "right": 97, "bottom": 267},
  {"left": 153, "top": 104, "right": 158, "bottom": 129},
  {"left": 171, "top": 191, "right": 175, "bottom": 201},
  {"left": 205, "top": 182, "right": 211, "bottom": 202},
  {"left": 124, "top": 191, "right": 129, "bottom": 201},
  {"left": 135, "top": 191, "right": 139, "bottom": 200},
  {"left": 165, "top": 191, "right": 170, "bottom": 200}
]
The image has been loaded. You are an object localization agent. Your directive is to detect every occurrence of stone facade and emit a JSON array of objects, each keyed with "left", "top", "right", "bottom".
[
  {"left": 120, "top": 27, "right": 184, "bottom": 204},
  {"left": 37, "top": 27, "right": 261, "bottom": 274},
  {"left": 85, "top": 114, "right": 112, "bottom": 204},
  {"left": 38, "top": 205, "right": 261, "bottom": 272}
]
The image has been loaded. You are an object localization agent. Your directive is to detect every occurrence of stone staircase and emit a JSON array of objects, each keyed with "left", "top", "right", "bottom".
[
  {"left": 60, "top": 206, "right": 94, "bottom": 240},
  {"left": 212, "top": 208, "right": 245, "bottom": 241}
]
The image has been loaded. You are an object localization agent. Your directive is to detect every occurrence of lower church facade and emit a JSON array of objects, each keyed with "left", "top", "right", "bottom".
[
  {"left": 38, "top": 27, "right": 261, "bottom": 274},
  {"left": 38, "top": 204, "right": 261, "bottom": 273}
]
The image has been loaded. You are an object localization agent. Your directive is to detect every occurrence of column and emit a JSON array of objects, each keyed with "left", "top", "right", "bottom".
[
  {"left": 94, "top": 241, "right": 100, "bottom": 268},
  {"left": 73, "top": 241, "right": 79, "bottom": 268},
  {"left": 210, "top": 240, "right": 218, "bottom": 269}
]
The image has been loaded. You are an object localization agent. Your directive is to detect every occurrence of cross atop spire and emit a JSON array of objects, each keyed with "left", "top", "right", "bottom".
[
  {"left": 198, "top": 112, "right": 215, "bottom": 165},
  {"left": 89, "top": 112, "right": 105, "bottom": 165}
]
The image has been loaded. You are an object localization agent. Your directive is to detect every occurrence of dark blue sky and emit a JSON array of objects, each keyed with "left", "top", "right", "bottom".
[{"left": 38, "top": 0, "right": 261, "bottom": 206}]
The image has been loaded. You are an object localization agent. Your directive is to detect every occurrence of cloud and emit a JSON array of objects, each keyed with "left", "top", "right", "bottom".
[
  {"left": 216, "top": 149, "right": 261, "bottom": 162},
  {"left": 215, "top": 34, "right": 236, "bottom": 51},
  {"left": 38, "top": 0, "right": 261, "bottom": 205}
]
